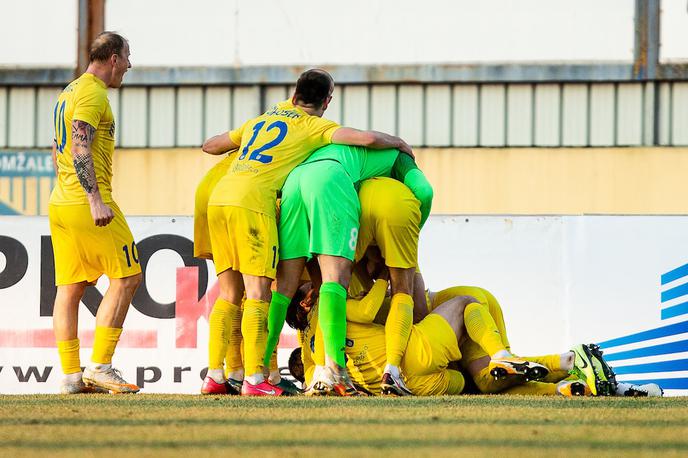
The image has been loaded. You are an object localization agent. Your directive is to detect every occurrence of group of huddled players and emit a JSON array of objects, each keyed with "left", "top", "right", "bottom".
[{"left": 48, "top": 32, "right": 661, "bottom": 398}]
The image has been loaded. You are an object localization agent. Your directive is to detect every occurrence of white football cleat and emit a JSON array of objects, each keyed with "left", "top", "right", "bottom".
[{"left": 83, "top": 366, "right": 140, "bottom": 394}]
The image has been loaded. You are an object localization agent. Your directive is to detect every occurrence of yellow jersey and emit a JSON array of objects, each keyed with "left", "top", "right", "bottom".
[
  {"left": 208, "top": 100, "right": 340, "bottom": 217},
  {"left": 50, "top": 73, "right": 116, "bottom": 205}
]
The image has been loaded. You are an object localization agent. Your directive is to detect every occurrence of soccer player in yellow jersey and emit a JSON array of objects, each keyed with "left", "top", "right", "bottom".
[
  {"left": 286, "top": 278, "right": 467, "bottom": 396},
  {"left": 49, "top": 32, "right": 141, "bottom": 394},
  {"left": 200, "top": 69, "right": 412, "bottom": 395},
  {"left": 412, "top": 276, "right": 592, "bottom": 396}
]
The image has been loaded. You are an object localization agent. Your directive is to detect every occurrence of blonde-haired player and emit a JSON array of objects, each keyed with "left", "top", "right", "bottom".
[
  {"left": 49, "top": 32, "right": 141, "bottom": 394},
  {"left": 200, "top": 69, "right": 412, "bottom": 395}
]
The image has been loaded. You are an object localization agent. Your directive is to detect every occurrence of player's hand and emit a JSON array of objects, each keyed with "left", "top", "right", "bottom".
[
  {"left": 90, "top": 200, "right": 115, "bottom": 227},
  {"left": 397, "top": 139, "right": 415, "bottom": 158}
]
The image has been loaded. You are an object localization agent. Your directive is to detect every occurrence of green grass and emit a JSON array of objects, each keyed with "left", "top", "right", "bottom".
[{"left": 1, "top": 395, "right": 687, "bottom": 457}]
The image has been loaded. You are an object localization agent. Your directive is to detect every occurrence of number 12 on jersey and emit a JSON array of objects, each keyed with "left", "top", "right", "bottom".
[{"left": 238, "top": 120, "right": 288, "bottom": 164}]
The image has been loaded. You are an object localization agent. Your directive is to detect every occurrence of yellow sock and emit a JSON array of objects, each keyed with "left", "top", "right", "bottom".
[
  {"left": 520, "top": 354, "right": 570, "bottom": 383},
  {"left": 208, "top": 298, "right": 235, "bottom": 370},
  {"left": 503, "top": 381, "right": 558, "bottom": 396},
  {"left": 314, "top": 321, "right": 326, "bottom": 366},
  {"left": 473, "top": 366, "right": 526, "bottom": 394},
  {"left": 57, "top": 339, "right": 81, "bottom": 374},
  {"left": 91, "top": 327, "right": 122, "bottom": 365},
  {"left": 385, "top": 293, "right": 414, "bottom": 367},
  {"left": 464, "top": 302, "right": 507, "bottom": 357},
  {"left": 241, "top": 299, "right": 269, "bottom": 377},
  {"left": 224, "top": 300, "right": 243, "bottom": 374}
]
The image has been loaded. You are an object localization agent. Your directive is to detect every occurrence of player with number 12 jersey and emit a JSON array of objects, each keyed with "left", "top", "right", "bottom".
[{"left": 201, "top": 69, "right": 412, "bottom": 396}]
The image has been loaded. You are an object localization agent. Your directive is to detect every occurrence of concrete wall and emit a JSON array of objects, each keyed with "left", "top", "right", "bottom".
[{"left": 102, "top": 147, "right": 688, "bottom": 215}]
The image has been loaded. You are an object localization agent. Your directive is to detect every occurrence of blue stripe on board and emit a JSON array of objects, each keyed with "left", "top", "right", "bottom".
[
  {"left": 662, "top": 302, "right": 688, "bottom": 320},
  {"left": 612, "top": 358, "right": 688, "bottom": 375},
  {"left": 598, "top": 321, "right": 688, "bottom": 348},
  {"left": 662, "top": 263, "right": 688, "bottom": 285},
  {"left": 604, "top": 340, "right": 688, "bottom": 361},
  {"left": 662, "top": 282, "right": 688, "bottom": 303},
  {"left": 621, "top": 378, "right": 688, "bottom": 390}
]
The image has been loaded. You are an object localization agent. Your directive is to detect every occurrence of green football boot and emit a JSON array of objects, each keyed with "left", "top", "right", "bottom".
[{"left": 570, "top": 344, "right": 599, "bottom": 395}]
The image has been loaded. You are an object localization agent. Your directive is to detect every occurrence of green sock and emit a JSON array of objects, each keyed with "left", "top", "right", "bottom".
[
  {"left": 318, "top": 282, "right": 347, "bottom": 368},
  {"left": 263, "top": 291, "right": 291, "bottom": 367}
]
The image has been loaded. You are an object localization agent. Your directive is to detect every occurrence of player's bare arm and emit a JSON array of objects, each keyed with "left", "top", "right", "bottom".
[
  {"left": 51, "top": 140, "right": 58, "bottom": 178},
  {"left": 202, "top": 132, "right": 240, "bottom": 155},
  {"left": 72, "top": 119, "right": 113, "bottom": 227},
  {"left": 331, "top": 127, "right": 414, "bottom": 158}
]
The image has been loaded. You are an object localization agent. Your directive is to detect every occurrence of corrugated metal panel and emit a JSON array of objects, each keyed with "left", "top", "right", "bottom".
[
  {"left": 642, "top": 83, "right": 655, "bottom": 146},
  {"left": 425, "top": 85, "right": 451, "bottom": 147},
  {"left": 616, "top": 83, "right": 643, "bottom": 145},
  {"left": 658, "top": 83, "right": 671, "bottom": 145},
  {"left": 0, "top": 87, "right": 6, "bottom": 147},
  {"left": 480, "top": 84, "right": 505, "bottom": 146},
  {"left": 149, "top": 87, "right": 175, "bottom": 147},
  {"left": 561, "top": 84, "right": 587, "bottom": 146},
  {"left": 506, "top": 84, "right": 532, "bottom": 146},
  {"left": 36, "top": 87, "right": 61, "bottom": 148},
  {"left": 672, "top": 82, "right": 688, "bottom": 145},
  {"left": 9, "top": 87, "right": 36, "bottom": 147},
  {"left": 534, "top": 84, "right": 560, "bottom": 146},
  {"left": 232, "top": 86, "right": 260, "bottom": 128},
  {"left": 264, "top": 86, "right": 287, "bottom": 111},
  {"left": 176, "top": 87, "right": 203, "bottom": 147},
  {"left": 342, "top": 85, "right": 369, "bottom": 130},
  {"left": 204, "top": 87, "right": 231, "bottom": 139},
  {"left": 452, "top": 84, "right": 478, "bottom": 146},
  {"left": 370, "top": 85, "right": 396, "bottom": 134},
  {"left": 120, "top": 87, "right": 148, "bottom": 147},
  {"left": 589, "top": 83, "right": 615, "bottom": 146},
  {"left": 325, "top": 86, "right": 342, "bottom": 125},
  {"left": 107, "top": 89, "right": 120, "bottom": 145},
  {"left": 398, "top": 85, "right": 423, "bottom": 146}
]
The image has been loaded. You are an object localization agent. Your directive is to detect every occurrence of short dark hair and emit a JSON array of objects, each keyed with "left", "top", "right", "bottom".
[
  {"left": 288, "top": 348, "right": 304, "bottom": 383},
  {"left": 285, "top": 288, "right": 308, "bottom": 331},
  {"left": 293, "top": 69, "right": 333, "bottom": 108},
  {"left": 89, "top": 32, "right": 127, "bottom": 63}
]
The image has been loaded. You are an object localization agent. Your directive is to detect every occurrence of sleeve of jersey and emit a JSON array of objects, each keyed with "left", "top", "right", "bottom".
[
  {"left": 72, "top": 88, "right": 107, "bottom": 129},
  {"left": 310, "top": 117, "right": 340, "bottom": 145},
  {"left": 346, "top": 279, "right": 389, "bottom": 324},
  {"left": 228, "top": 120, "right": 248, "bottom": 146}
]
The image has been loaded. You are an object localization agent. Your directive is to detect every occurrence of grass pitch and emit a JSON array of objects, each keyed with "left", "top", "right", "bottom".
[{"left": 1, "top": 395, "right": 687, "bottom": 457}]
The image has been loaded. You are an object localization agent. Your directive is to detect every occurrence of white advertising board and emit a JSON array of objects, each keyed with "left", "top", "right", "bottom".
[{"left": 1, "top": 215, "right": 686, "bottom": 395}]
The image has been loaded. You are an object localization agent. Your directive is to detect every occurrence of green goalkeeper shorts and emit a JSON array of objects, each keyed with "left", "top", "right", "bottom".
[{"left": 279, "top": 160, "right": 360, "bottom": 261}]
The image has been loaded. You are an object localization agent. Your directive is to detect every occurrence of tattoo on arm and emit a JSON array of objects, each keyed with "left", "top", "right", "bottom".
[{"left": 71, "top": 120, "right": 98, "bottom": 195}]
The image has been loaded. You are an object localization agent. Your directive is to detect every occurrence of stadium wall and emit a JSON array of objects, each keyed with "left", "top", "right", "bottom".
[{"left": 2, "top": 147, "right": 687, "bottom": 216}]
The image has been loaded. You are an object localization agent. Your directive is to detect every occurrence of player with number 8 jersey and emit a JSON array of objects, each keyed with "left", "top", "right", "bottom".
[{"left": 201, "top": 69, "right": 414, "bottom": 396}]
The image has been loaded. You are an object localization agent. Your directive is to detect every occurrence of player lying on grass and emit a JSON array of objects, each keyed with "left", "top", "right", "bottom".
[
  {"left": 200, "top": 69, "right": 413, "bottom": 396},
  {"left": 263, "top": 155, "right": 432, "bottom": 396},
  {"left": 286, "top": 276, "right": 468, "bottom": 396}
]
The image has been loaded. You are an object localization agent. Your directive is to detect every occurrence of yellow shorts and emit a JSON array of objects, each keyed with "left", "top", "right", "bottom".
[
  {"left": 402, "top": 313, "right": 461, "bottom": 395},
  {"left": 48, "top": 202, "right": 141, "bottom": 286},
  {"left": 194, "top": 154, "right": 235, "bottom": 259},
  {"left": 356, "top": 178, "right": 420, "bottom": 269},
  {"left": 428, "top": 285, "right": 512, "bottom": 364},
  {"left": 208, "top": 205, "right": 278, "bottom": 278},
  {"left": 407, "top": 369, "right": 465, "bottom": 396}
]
